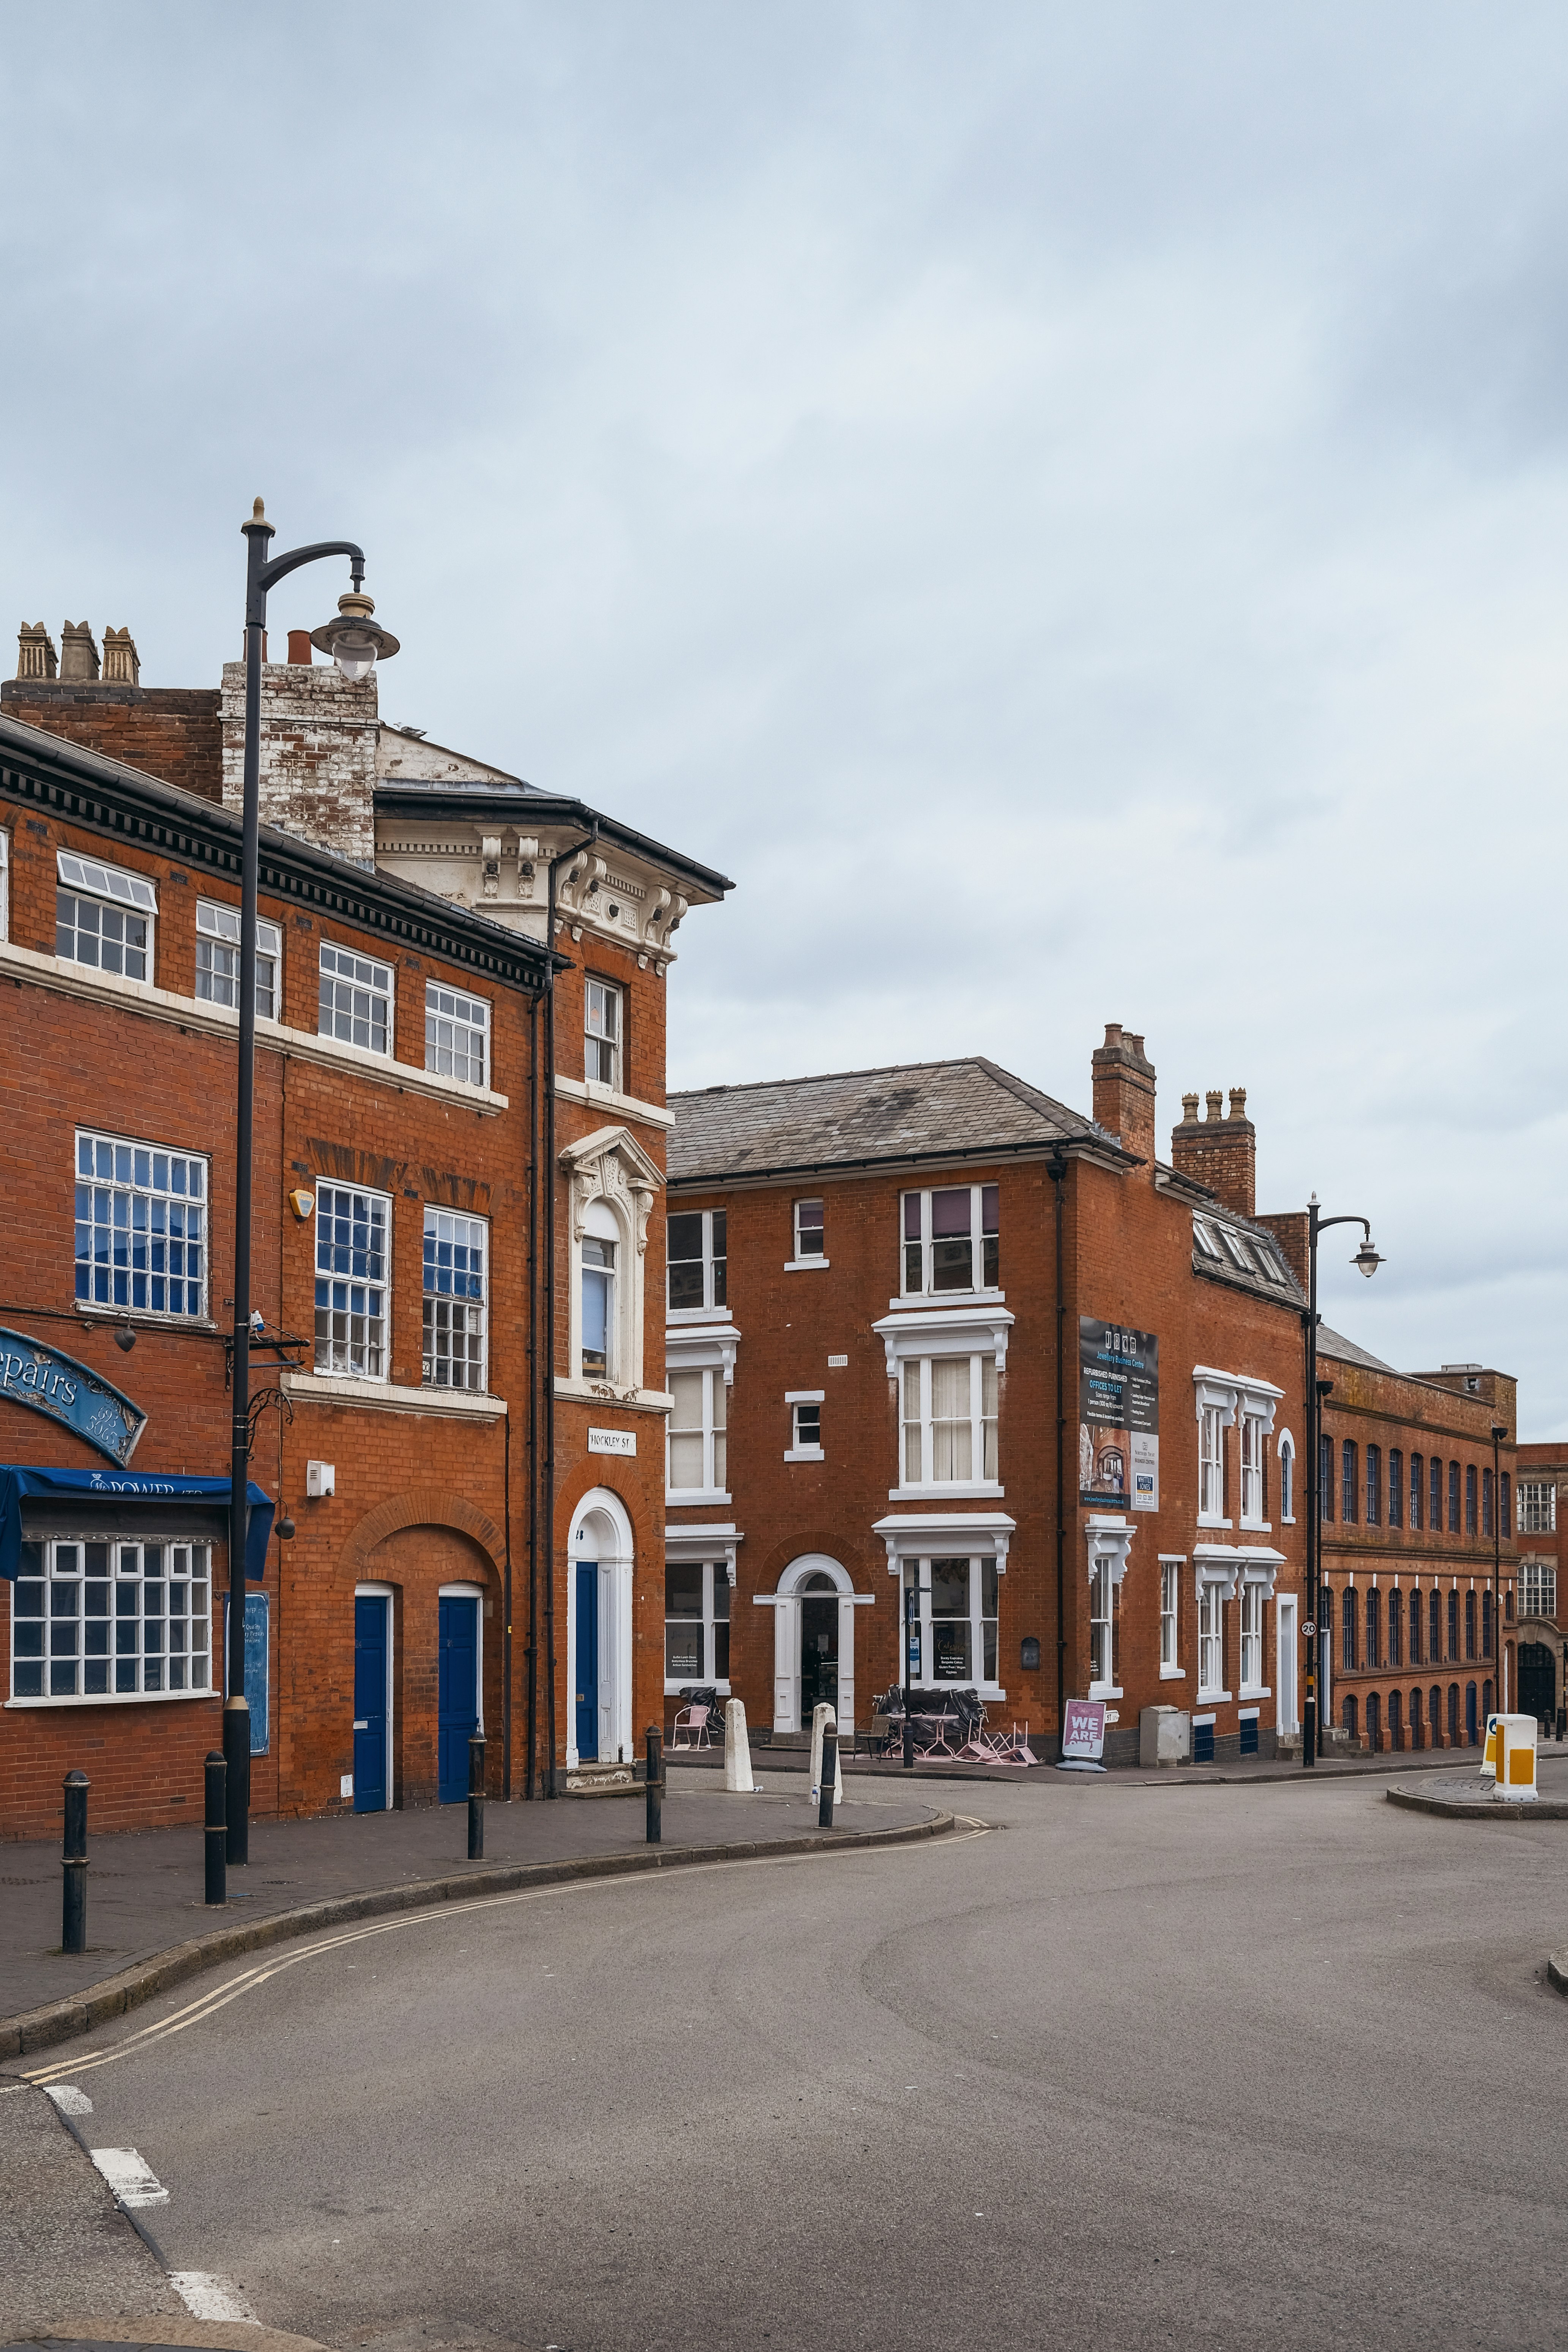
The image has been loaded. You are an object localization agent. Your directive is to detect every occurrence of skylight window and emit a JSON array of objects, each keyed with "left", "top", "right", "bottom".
[
  {"left": 1218, "top": 1227, "right": 1253, "bottom": 1272},
  {"left": 1193, "top": 1219, "right": 1222, "bottom": 1260}
]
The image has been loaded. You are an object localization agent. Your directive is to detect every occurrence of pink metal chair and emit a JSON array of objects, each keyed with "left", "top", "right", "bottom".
[{"left": 670, "top": 1701, "right": 713, "bottom": 1751}]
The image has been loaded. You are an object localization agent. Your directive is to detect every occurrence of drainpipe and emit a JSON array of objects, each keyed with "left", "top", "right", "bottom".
[
  {"left": 543, "top": 823, "right": 598, "bottom": 1795},
  {"left": 1049, "top": 1147, "right": 1068, "bottom": 1753},
  {"left": 525, "top": 991, "right": 541, "bottom": 1799}
]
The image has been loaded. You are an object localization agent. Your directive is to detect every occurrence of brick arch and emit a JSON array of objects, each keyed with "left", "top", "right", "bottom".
[
  {"left": 344, "top": 1487, "right": 503, "bottom": 1580},
  {"left": 755, "top": 1529, "right": 878, "bottom": 1594}
]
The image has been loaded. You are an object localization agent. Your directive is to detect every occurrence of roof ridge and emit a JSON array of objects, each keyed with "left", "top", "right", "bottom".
[
  {"left": 669, "top": 1054, "right": 997, "bottom": 1101},
  {"left": 971, "top": 1054, "right": 1100, "bottom": 1137}
]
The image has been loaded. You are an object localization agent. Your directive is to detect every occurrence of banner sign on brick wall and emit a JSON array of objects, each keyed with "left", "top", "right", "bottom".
[
  {"left": 1079, "top": 1319, "right": 1159, "bottom": 1510},
  {"left": 0, "top": 1326, "right": 147, "bottom": 1466}
]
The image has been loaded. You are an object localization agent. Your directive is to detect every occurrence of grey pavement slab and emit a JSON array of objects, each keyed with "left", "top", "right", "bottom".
[{"left": 0, "top": 1771, "right": 937, "bottom": 2027}]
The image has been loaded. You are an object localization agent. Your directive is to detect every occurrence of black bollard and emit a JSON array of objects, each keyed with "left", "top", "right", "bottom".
[
  {"left": 645, "top": 1726, "right": 662, "bottom": 1845},
  {"left": 468, "top": 1733, "right": 486, "bottom": 1861},
  {"left": 62, "top": 1770, "right": 88, "bottom": 1955},
  {"left": 204, "top": 1751, "right": 227, "bottom": 1906},
  {"left": 902, "top": 1700, "right": 915, "bottom": 1772},
  {"left": 819, "top": 1729, "right": 837, "bottom": 1829}
]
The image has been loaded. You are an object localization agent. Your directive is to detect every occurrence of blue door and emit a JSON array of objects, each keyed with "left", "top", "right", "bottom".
[
  {"left": 438, "top": 1594, "right": 479, "bottom": 1803},
  {"left": 353, "top": 1595, "right": 389, "bottom": 1813},
  {"left": 575, "top": 1564, "right": 599, "bottom": 1760}
]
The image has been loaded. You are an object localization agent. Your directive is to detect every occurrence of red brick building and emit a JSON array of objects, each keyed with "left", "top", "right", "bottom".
[
  {"left": 663, "top": 1027, "right": 1313, "bottom": 1765},
  {"left": 1, "top": 619, "right": 728, "bottom": 1834},
  {"left": 1505, "top": 1440, "right": 1562, "bottom": 1729}
]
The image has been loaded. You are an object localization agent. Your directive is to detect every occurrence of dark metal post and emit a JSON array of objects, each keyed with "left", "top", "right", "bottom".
[
  {"left": 205, "top": 1750, "right": 227, "bottom": 1905},
  {"left": 61, "top": 1770, "right": 88, "bottom": 1955},
  {"left": 902, "top": 1581, "right": 916, "bottom": 1769},
  {"left": 819, "top": 1729, "right": 837, "bottom": 1828},
  {"left": 1302, "top": 1202, "right": 1319, "bottom": 1770},
  {"left": 468, "top": 1733, "right": 486, "bottom": 1860},
  {"left": 645, "top": 1726, "right": 662, "bottom": 1844},
  {"left": 1492, "top": 1422, "right": 1506, "bottom": 1714}
]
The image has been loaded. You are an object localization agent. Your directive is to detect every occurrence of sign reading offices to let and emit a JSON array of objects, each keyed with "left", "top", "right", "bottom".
[
  {"left": 1062, "top": 1698, "right": 1106, "bottom": 1760},
  {"left": 1078, "top": 1318, "right": 1159, "bottom": 1511},
  {"left": 0, "top": 1326, "right": 147, "bottom": 1466},
  {"left": 588, "top": 1428, "right": 636, "bottom": 1456}
]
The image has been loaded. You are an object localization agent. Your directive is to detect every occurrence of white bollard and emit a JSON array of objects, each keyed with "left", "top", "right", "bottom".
[
  {"left": 1492, "top": 1713, "right": 1540, "bottom": 1803},
  {"left": 724, "top": 1697, "right": 754, "bottom": 1792},
  {"left": 809, "top": 1701, "right": 844, "bottom": 1804}
]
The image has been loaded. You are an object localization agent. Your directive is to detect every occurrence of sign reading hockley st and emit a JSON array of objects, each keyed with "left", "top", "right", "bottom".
[
  {"left": 0, "top": 1327, "right": 147, "bottom": 1466},
  {"left": 587, "top": 1428, "right": 636, "bottom": 1456},
  {"left": 1078, "top": 1318, "right": 1159, "bottom": 1511}
]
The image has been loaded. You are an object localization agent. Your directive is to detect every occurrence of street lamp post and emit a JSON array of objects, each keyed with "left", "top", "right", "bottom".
[
  {"left": 225, "top": 501, "right": 398, "bottom": 1864},
  {"left": 1301, "top": 1193, "right": 1383, "bottom": 1771},
  {"left": 1491, "top": 1420, "right": 1507, "bottom": 1716}
]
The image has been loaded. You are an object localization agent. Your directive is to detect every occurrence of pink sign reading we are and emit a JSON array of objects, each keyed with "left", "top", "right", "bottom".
[{"left": 1061, "top": 1698, "right": 1106, "bottom": 1760}]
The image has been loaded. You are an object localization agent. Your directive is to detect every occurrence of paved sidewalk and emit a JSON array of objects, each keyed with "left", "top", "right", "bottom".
[{"left": 0, "top": 1770, "right": 936, "bottom": 2030}]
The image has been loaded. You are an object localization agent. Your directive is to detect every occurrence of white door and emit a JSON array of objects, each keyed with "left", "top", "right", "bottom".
[{"left": 1276, "top": 1596, "right": 1298, "bottom": 1735}]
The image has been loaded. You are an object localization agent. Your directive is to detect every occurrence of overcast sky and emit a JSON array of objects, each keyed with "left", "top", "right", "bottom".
[{"left": 5, "top": 6, "right": 1567, "bottom": 1429}]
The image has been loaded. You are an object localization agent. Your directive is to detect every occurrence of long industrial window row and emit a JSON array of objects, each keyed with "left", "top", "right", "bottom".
[{"left": 1317, "top": 1438, "right": 1509, "bottom": 1537}]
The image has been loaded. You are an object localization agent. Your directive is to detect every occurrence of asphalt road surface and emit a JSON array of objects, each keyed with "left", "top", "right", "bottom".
[{"left": 30, "top": 1768, "right": 1568, "bottom": 2352}]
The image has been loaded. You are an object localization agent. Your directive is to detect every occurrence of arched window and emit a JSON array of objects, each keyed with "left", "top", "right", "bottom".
[
  {"left": 1483, "top": 1469, "right": 1494, "bottom": 1538},
  {"left": 1366, "top": 1690, "right": 1382, "bottom": 1751},
  {"left": 1447, "top": 1683, "right": 1460, "bottom": 1743},
  {"left": 1319, "top": 1434, "right": 1334, "bottom": 1523},
  {"left": 1410, "top": 1685, "right": 1424, "bottom": 1748},
  {"left": 1342, "top": 1586, "right": 1358, "bottom": 1673},
  {"left": 1388, "top": 1587, "right": 1402, "bottom": 1668},
  {"left": 1366, "top": 1587, "right": 1382, "bottom": 1669},
  {"left": 1342, "top": 1693, "right": 1358, "bottom": 1742},
  {"left": 1366, "top": 1445, "right": 1382, "bottom": 1525},
  {"left": 1278, "top": 1433, "right": 1295, "bottom": 1522},
  {"left": 1390, "top": 1448, "right": 1403, "bottom": 1528},
  {"left": 1465, "top": 1680, "right": 1478, "bottom": 1746},
  {"left": 1431, "top": 1457, "right": 1443, "bottom": 1530},
  {"left": 1501, "top": 1472, "right": 1511, "bottom": 1532},
  {"left": 1465, "top": 1466, "right": 1478, "bottom": 1536},
  {"left": 1410, "top": 1452, "right": 1423, "bottom": 1530},
  {"left": 1482, "top": 1677, "right": 1493, "bottom": 1724},
  {"left": 1465, "top": 1589, "right": 1477, "bottom": 1660},
  {"left": 1448, "top": 1462, "right": 1461, "bottom": 1533},
  {"left": 1408, "top": 1584, "right": 1422, "bottom": 1665},
  {"left": 1388, "top": 1688, "right": 1402, "bottom": 1749},
  {"left": 1481, "top": 1590, "right": 1493, "bottom": 1659},
  {"left": 1342, "top": 1441, "right": 1358, "bottom": 1524},
  {"left": 1447, "top": 1588, "right": 1459, "bottom": 1661},
  {"left": 1432, "top": 1685, "right": 1443, "bottom": 1746}
]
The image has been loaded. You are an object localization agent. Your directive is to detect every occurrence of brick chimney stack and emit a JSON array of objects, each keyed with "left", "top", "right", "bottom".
[
  {"left": 1171, "top": 1083, "right": 1256, "bottom": 1218},
  {"left": 1091, "top": 1022, "right": 1157, "bottom": 1164}
]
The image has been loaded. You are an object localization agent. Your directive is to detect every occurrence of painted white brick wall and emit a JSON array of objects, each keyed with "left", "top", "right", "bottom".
[{"left": 219, "top": 661, "right": 379, "bottom": 867}]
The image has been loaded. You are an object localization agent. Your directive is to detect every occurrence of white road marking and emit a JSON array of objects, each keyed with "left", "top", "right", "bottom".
[
  {"left": 90, "top": 2146, "right": 169, "bottom": 2207},
  {"left": 170, "top": 2271, "right": 259, "bottom": 2321},
  {"left": 44, "top": 2082, "right": 92, "bottom": 2114},
  {"left": 22, "top": 1823, "right": 981, "bottom": 2088}
]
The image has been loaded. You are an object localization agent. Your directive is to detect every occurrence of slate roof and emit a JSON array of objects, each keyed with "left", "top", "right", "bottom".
[
  {"left": 1189, "top": 1204, "right": 1307, "bottom": 1309},
  {"left": 1317, "top": 1325, "right": 1396, "bottom": 1374},
  {"left": 668, "top": 1057, "right": 1109, "bottom": 1184}
]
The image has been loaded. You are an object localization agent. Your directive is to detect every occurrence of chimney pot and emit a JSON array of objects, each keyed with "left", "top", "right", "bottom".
[
  {"left": 16, "top": 622, "right": 57, "bottom": 681},
  {"left": 287, "top": 630, "right": 314, "bottom": 666},
  {"left": 59, "top": 621, "right": 100, "bottom": 683},
  {"left": 1181, "top": 1092, "right": 1199, "bottom": 1123},
  {"left": 101, "top": 626, "right": 140, "bottom": 686},
  {"left": 1205, "top": 1090, "right": 1223, "bottom": 1123},
  {"left": 1228, "top": 1086, "right": 1247, "bottom": 1120},
  {"left": 1103, "top": 1022, "right": 1123, "bottom": 1047}
]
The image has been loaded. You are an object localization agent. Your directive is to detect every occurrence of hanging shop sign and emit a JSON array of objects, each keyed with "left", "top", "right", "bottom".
[
  {"left": 0, "top": 1327, "right": 147, "bottom": 1466},
  {"left": 1078, "top": 1319, "right": 1159, "bottom": 1511}
]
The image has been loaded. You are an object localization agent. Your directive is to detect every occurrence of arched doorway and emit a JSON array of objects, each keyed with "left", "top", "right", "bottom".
[
  {"left": 567, "top": 1488, "right": 635, "bottom": 1767},
  {"left": 1519, "top": 1641, "right": 1555, "bottom": 1723},
  {"left": 1465, "top": 1680, "right": 1478, "bottom": 1747},
  {"left": 763, "top": 1555, "right": 869, "bottom": 1734}
]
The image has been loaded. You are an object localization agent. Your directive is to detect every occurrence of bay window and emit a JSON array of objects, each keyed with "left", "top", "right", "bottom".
[{"left": 901, "top": 1183, "right": 999, "bottom": 1297}]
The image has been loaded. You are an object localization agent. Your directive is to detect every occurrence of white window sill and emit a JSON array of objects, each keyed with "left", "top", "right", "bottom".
[
  {"left": 1196, "top": 1689, "right": 1233, "bottom": 1705},
  {"left": 784, "top": 1257, "right": 830, "bottom": 1272},
  {"left": 6, "top": 1686, "right": 214, "bottom": 1710},
  {"left": 1239, "top": 1521, "right": 1273, "bottom": 1535},
  {"left": 886, "top": 1289, "right": 1006, "bottom": 1312},
  {"left": 666, "top": 1306, "right": 733, "bottom": 1327},
  {"left": 0, "top": 938, "right": 511, "bottom": 1117},
  {"left": 1238, "top": 1685, "right": 1272, "bottom": 1702},
  {"left": 1280, "top": 1514, "right": 1296, "bottom": 1526},
  {"left": 784, "top": 1447, "right": 825, "bottom": 1463},
  {"left": 1088, "top": 1683, "right": 1124, "bottom": 1701},
  {"left": 555, "top": 1377, "right": 672, "bottom": 1414},
  {"left": 1196, "top": 1515, "right": 1234, "bottom": 1530},
  {"left": 286, "top": 1371, "right": 505, "bottom": 1421},
  {"left": 664, "top": 1679, "right": 733, "bottom": 1698},
  {"left": 77, "top": 1302, "right": 215, "bottom": 1334},
  {"left": 1158, "top": 1664, "right": 1187, "bottom": 1680},
  {"left": 886, "top": 1483, "right": 1004, "bottom": 1503},
  {"left": 666, "top": 1488, "right": 733, "bottom": 1507},
  {"left": 555, "top": 1073, "right": 675, "bottom": 1131}
]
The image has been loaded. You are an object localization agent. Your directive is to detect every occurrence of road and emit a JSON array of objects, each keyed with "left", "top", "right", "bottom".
[{"left": 28, "top": 1767, "right": 1568, "bottom": 2352}]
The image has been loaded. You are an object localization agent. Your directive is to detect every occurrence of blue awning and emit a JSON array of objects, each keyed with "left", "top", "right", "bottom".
[{"left": 0, "top": 1466, "right": 274, "bottom": 1582}]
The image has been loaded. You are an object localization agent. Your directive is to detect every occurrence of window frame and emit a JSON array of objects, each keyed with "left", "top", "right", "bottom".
[
  {"left": 663, "top": 1559, "right": 732, "bottom": 1693},
  {"left": 581, "top": 1231, "right": 618, "bottom": 1382},
  {"left": 1518, "top": 1481, "right": 1556, "bottom": 1535},
  {"left": 74, "top": 1128, "right": 208, "bottom": 1320},
  {"left": 1410, "top": 1452, "right": 1423, "bottom": 1531},
  {"left": 421, "top": 1206, "right": 489, "bottom": 1391},
  {"left": 898, "top": 1353, "right": 1000, "bottom": 1492},
  {"left": 790, "top": 1197, "right": 827, "bottom": 1267},
  {"left": 1238, "top": 1579, "right": 1265, "bottom": 1695},
  {"left": 1277, "top": 1434, "right": 1295, "bottom": 1525},
  {"left": 666, "top": 1208, "right": 727, "bottom": 1316},
  {"left": 1197, "top": 1578, "right": 1227, "bottom": 1701},
  {"left": 195, "top": 897, "right": 281, "bottom": 1022},
  {"left": 318, "top": 939, "right": 394, "bottom": 1057},
  {"left": 1239, "top": 1412, "right": 1265, "bottom": 1528},
  {"left": 666, "top": 1364, "right": 729, "bottom": 1500},
  {"left": 1199, "top": 1406, "right": 1226, "bottom": 1523},
  {"left": 1465, "top": 1465, "right": 1478, "bottom": 1536},
  {"left": 314, "top": 1180, "right": 391, "bottom": 1381},
  {"left": 9, "top": 1532, "right": 213, "bottom": 1704},
  {"left": 1342, "top": 1440, "right": 1358, "bottom": 1525},
  {"left": 1159, "top": 1559, "right": 1182, "bottom": 1675},
  {"left": 787, "top": 1393, "right": 824, "bottom": 1461},
  {"left": 1365, "top": 1444, "right": 1381, "bottom": 1527},
  {"left": 901, "top": 1555, "right": 1002, "bottom": 1693},
  {"left": 56, "top": 850, "right": 156, "bottom": 981},
  {"left": 585, "top": 975, "right": 623, "bottom": 1090},
  {"left": 424, "top": 979, "right": 490, "bottom": 1089},
  {"left": 0, "top": 825, "right": 9, "bottom": 941},
  {"left": 899, "top": 1183, "right": 1000, "bottom": 1299}
]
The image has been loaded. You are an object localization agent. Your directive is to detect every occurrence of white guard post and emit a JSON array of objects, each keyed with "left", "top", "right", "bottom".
[
  {"left": 724, "top": 1697, "right": 754, "bottom": 1792},
  {"left": 1492, "top": 1714, "right": 1539, "bottom": 1803},
  {"left": 809, "top": 1702, "right": 844, "bottom": 1803}
]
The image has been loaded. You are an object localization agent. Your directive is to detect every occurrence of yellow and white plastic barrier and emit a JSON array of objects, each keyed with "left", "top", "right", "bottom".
[
  {"left": 1482, "top": 1715, "right": 1498, "bottom": 1779},
  {"left": 1491, "top": 1714, "right": 1539, "bottom": 1803}
]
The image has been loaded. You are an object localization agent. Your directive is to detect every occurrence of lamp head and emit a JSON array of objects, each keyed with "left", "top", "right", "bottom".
[
  {"left": 310, "top": 589, "right": 399, "bottom": 681},
  {"left": 1353, "top": 1236, "right": 1383, "bottom": 1280},
  {"left": 114, "top": 1320, "right": 136, "bottom": 1354}
]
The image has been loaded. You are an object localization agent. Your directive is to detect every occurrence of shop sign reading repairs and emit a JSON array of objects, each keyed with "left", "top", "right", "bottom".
[{"left": 0, "top": 1327, "right": 147, "bottom": 1465}]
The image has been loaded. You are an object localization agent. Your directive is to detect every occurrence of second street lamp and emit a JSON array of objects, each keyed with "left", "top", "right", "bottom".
[
  {"left": 1301, "top": 1192, "right": 1383, "bottom": 1771},
  {"left": 224, "top": 501, "right": 398, "bottom": 1866}
]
